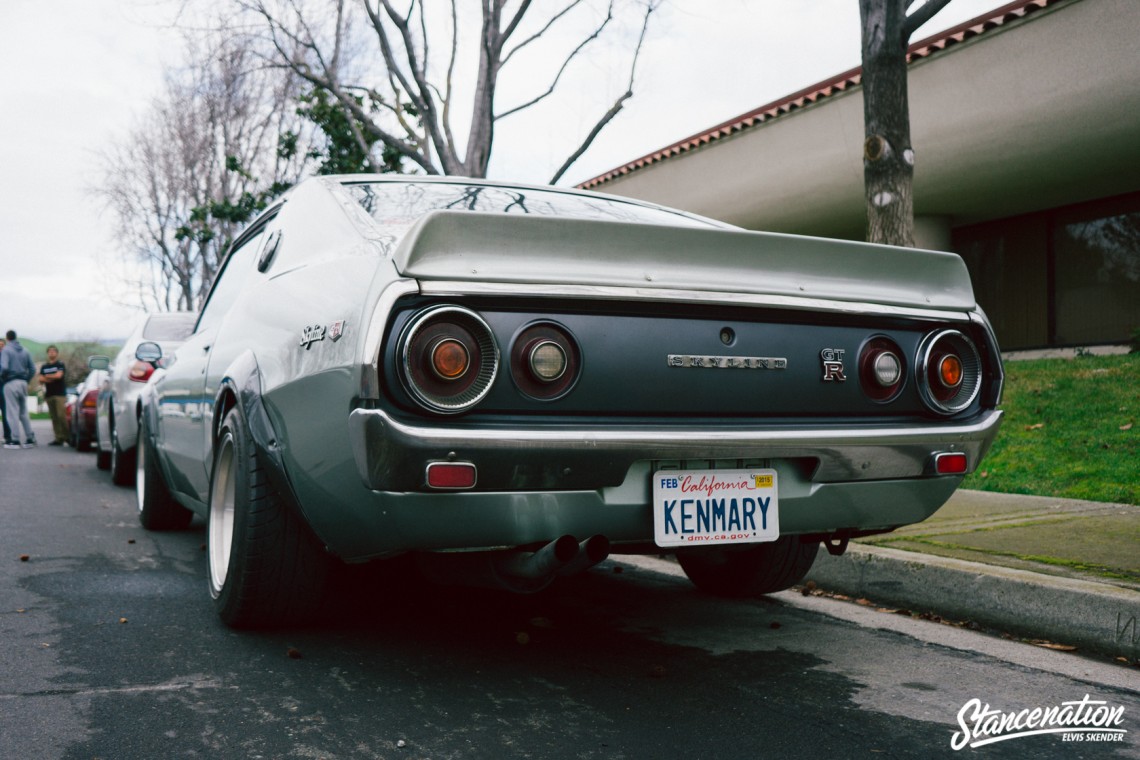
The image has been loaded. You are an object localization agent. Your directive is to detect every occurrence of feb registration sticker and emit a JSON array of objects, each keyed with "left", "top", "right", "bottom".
[{"left": 652, "top": 469, "right": 779, "bottom": 548}]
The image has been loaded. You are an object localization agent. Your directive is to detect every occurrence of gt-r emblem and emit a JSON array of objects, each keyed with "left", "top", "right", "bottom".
[
  {"left": 821, "top": 348, "right": 847, "bottom": 382},
  {"left": 300, "top": 324, "right": 327, "bottom": 350},
  {"left": 328, "top": 320, "right": 345, "bottom": 342}
]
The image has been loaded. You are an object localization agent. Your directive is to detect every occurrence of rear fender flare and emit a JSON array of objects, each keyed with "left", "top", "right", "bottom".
[{"left": 212, "top": 351, "right": 322, "bottom": 551}]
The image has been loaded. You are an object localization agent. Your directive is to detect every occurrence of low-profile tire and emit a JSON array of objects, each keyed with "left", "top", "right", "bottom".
[
  {"left": 136, "top": 413, "right": 193, "bottom": 531},
  {"left": 207, "top": 407, "right": 330, "bottom": 629},
  {"left": 111, "top": 423, "right": 137, "bottom": 487},
  {"left": 677, "top": 537, "right": 820, "bottom": 597}
]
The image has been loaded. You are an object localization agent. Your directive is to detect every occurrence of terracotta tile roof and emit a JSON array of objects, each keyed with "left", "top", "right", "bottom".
[{"left": 578, "top": 0, "right": 1066, "bottom": 190}]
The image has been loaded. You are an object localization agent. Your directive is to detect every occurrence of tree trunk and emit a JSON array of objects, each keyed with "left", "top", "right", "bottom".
[{"left": 859, "top": 0, "right": 915, "bottom": 247}]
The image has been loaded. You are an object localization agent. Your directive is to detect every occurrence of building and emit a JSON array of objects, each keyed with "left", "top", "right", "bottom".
[{"left": 579, "top": 0, "right": 1140, "bottom": 350}]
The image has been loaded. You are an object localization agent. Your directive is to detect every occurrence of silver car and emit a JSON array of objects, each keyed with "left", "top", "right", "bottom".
[
  {"left": 136, "top": 176, "right": 1003, "bottom": 628},
  {"left": 93, "top": 312, "right": 197, "bottom": 484}
]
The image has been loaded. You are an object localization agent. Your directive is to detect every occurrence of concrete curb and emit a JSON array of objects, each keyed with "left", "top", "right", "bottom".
[{"left": 805, "top": 544, "right": 1140, "bottom": 660}]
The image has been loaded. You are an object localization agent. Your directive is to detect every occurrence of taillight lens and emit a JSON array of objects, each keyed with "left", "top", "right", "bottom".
[
  {"left": 399, "top": 305, "right": 499, "bottom": 414},
  {"left": 82, "top": 391, "right": 98, "bottom": 408},
  {"left": 918, "top": 329, "right": 982, "bottom": 415},
  {"left": 858, "top": 337, "right": 905, "bottom": 402},
  {"left": 510, "top": 322, "right": 581, "bottom": 400},
  {"left": 129, "top": 361, "right": 155, "bottom": 383}
]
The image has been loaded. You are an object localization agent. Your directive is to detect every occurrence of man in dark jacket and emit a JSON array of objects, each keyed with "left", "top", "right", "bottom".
[{"left": 0, "top": 330, "right": 37, "bottom": 448}]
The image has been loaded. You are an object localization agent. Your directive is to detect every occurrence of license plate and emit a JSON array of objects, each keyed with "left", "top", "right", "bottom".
[{"left": 652, "top": 469, "right": 779, "bottom": 548}]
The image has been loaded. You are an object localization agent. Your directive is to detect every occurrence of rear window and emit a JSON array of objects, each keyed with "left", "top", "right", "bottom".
[
  {"left": 343, "top": 181, "right": 720, "bottom": 241},
  {"left": 143, "top": 314, "right": 196, "bottom": 341}
]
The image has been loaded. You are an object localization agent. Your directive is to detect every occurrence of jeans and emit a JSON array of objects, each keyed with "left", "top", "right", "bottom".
[{"left": 3, "top": 379, "right": 34, "bottom": 445}]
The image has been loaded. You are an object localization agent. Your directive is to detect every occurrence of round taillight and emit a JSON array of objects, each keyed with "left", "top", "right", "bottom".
[
  {"left": 399, "top": 306, "right": 499, "bottom": 414},
  {"left": 511, "top": 322, "right": 580, "bottom": 400},
  {"left": 430, "top": 338, "right": 470, "bottom": 380},
  {"left": 858, "top": 337, "right": 906, "bottom": 402},
  {"left": 938, "top": 354, "right": 964, "bottom": 389},
  {"left": 529, "top": 340, "right": 567, "bottom": 382},
  {"left": 919, "top": 329, "right": 982, "bottom": 415}
]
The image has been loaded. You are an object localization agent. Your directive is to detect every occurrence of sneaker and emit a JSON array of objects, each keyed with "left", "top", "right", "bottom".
[
  {"left": 3, "top": 442, "right": 18, "bottom": 450},
  {"left": 21, "top": 443, "right": 34, "bottom": 449}
]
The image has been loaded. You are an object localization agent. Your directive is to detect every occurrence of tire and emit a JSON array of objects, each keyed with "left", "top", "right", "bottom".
[
  {"left": 677, "top": 537, "right": 820, "bottom": 597},
  {"left": 207, "top": 408, "right": 330, "bottom": 629},
  {"left": 136, "top": 412, "right": 193, "bottom": 531},
  {"left": 110, "top": 421, "right": 137, "bottom": 487},
  {"left": 95, "top": 437, "right": 111, "bottom": 470}
]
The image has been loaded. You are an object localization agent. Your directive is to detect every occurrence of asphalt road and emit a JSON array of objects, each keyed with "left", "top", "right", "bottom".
[{"left": 2, "top": 421, "right": 1138, "bottom": 760}]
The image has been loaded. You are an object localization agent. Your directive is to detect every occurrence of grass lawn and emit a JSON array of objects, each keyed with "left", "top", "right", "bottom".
[{"left": 963, "top": 353, "right": 1139, "bottom": 505}]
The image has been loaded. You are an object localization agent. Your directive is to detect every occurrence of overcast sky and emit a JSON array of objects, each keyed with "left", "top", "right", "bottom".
[{"left": 0, "top": 0, "right": 1002, "bottom": 344}]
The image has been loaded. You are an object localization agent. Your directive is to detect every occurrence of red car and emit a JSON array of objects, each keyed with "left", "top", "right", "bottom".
[{"left": 69, "top": 369, "right": 108, "bottom": 451}]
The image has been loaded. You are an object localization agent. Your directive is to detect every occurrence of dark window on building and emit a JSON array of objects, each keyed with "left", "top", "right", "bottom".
[{"left": 953, "top": 191, "right": 1140, "bottom": 350}]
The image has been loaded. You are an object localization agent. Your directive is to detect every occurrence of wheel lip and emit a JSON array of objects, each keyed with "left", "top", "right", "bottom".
[{"left": 207, "top": 434, "right": 237, "bottom": 598}]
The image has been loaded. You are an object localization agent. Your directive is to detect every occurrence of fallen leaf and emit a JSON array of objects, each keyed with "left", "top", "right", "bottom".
[
  {"left": 19, "top": 555, "right": 30, "bottom": 562},
  {"left": 287, "top": 647, "right": 303, "bottom": 659},
  {"left": 1025, "top": 423, "right": 1045, "bottom": 430},
  {"left": 1029, "top": 640, "right": 1077, "bottom": 652},
  {"left": 119, "top": 618, "right": 128, "bottom": 624},
  {"left": 856, "top": 598, "right": 873, "bottom": 606},
  {"left": 16, "top": 608, "right": 26, "bottom": 614},
  {"left": 1120, "top": 423, "right": 1133, "bottom": 431},
  {"left": 800, "top": 580, "right": 817, "bottom": 597},
  {"left": 980, "top": 471, "right": 989, "bottom": 478}
]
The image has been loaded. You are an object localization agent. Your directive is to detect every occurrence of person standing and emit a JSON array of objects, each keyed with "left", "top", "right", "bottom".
[
  {"left": 39, "top": 345, "right": 69, "bottom": 446},
  {"left": 0, "top": 330, "right": 37, "bottom": 449},
  {"left": 0, "top": 336, "right": 11, "bottom": 447}
]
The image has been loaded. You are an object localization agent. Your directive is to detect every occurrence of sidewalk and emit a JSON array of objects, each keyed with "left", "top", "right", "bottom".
[{"left": 806, "top": 489, "right": 1140, "bottom": 661}]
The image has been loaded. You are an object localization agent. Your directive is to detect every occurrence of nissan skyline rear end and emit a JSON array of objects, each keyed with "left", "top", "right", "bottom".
[{"left": 339, "top": 200, "right": 1003, "bottom": 594}]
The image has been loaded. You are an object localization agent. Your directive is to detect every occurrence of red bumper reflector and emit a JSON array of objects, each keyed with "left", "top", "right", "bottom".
[
  {"left": 426, "top": 462, "right": 477, "bottom": 490},
  {"left": 934, "top": 452, "right": 968, "bottom": 475}
]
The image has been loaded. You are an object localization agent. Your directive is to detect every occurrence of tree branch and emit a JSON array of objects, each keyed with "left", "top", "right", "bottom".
[
  {"left": 902, "top": 0, "right": 954, "bottom": 40},
  {"left": 497, "top": 0, "right": 613, "bottom": 120},
  {"left": 549, "top": 1, "right": 656, "bottom": 183}
]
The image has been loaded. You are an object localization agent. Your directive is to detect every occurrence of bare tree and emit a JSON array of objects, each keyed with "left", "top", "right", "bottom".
[
  {"left": 100, "top": 32, "right": 315, "bottom": 311},
  {"left": 858, "top": 0, "right": 953, "bottom": 247},
  {"left": 234, "top": 0, "right": 659, "bottom": 182}
]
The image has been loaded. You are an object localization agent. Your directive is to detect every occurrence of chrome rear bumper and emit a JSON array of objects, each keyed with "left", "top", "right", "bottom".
[{"left": 348, "top": 408, "right": 1003, "bottom": 493}]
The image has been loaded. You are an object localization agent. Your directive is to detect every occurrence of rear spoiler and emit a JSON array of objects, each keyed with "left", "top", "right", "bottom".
[{"left": 392, "top": 210, "right": 976, "bottom": 312}]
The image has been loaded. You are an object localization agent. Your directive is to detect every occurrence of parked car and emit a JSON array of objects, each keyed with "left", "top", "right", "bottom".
[
  {"left": 69, "top": 368, "right": 109, "bottom": 451},
  {"left": 137, "top": 175, "right": 1004, "bottom": 628},
  {"left": 92, "top": 312, "right": 196, "bottom": 483}
]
